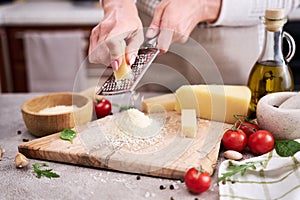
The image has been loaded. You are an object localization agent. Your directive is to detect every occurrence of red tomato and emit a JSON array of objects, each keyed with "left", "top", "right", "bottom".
[
  {"left": 184, "top": 167, "right": 211, "bottom": 194},
  {"left": 222, "top": 129, "right": 247, "bottom": 152},
  {"left": 94, "top": 98, "right": 112, "bottom": 119},
  {"left": 236, "top": 121, "right": 260, "bottom": 137},
  {"left": 248, "top": 130, "right": 274, "bottom": 155}
]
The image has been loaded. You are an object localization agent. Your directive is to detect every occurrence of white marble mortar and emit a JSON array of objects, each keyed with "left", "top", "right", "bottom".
[{"left": 257, "top": 92, "right": 300, "bottom": 140}]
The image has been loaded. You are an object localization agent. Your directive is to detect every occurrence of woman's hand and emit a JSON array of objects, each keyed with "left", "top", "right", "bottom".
[
  {"left": 146, "top": 0, "right": 221, "bottom": 53},
  {"left": 89, "top": 0, "right": 143, "bottom": 71}
]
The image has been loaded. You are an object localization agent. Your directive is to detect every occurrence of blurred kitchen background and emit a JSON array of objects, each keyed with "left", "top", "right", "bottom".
[
  {"left": 0, "top": 0, "right": 105, "bottom": 93},
  {"left": 0, "top": 0, "right": 299, "bottom": 93}
]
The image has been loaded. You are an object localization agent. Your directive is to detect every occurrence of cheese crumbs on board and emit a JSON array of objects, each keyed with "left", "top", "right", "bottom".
[{"left": 79, "top": 108, "right": 166, "bottom": 152}]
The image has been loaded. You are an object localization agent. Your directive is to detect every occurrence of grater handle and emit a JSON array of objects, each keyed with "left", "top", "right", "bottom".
[{"left": 142, "top": 31, "right": 159, "bottom": 48}]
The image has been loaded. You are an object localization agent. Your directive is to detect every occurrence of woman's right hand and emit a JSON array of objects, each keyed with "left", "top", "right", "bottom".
[
  {"left": 146, "top": 0, "right": 221, "bottom": 53},
  {"left": 89, "top": 0, "right": 144, "bottom": 71}
]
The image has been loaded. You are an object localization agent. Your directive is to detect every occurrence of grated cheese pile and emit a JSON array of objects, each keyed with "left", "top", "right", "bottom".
[
  {"left": 115, "top": 108, "right": 162, "bottom": 139},
  {"left": 127, "top": 108, "right": 152, "bottom": 128},
  {"left": 38, "top": 105, "right": 79, "bottom": 114},
  {"left": 103, "top": 125, "right": 164, "bottom": 152}
]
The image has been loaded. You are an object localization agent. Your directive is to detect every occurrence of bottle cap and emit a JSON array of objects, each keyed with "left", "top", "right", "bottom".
[
  {"left": 265, "top": 8, "right": 285, "bottom": 20},
  {"left": 264, "top": 8, "right": 286, "bottom": 32}
]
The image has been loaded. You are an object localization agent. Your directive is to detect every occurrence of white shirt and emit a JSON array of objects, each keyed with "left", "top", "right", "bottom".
[{"left": 136, "top": 0, "right": 300, "bottom": 26}]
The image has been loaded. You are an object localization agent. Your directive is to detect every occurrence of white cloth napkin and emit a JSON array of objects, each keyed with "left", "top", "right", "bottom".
[
  {"left": 23, "top": 31, "right": 87, "bottom": 92},
  {"left": 219, "top": 140, "right": 300, "bottom": 200}
]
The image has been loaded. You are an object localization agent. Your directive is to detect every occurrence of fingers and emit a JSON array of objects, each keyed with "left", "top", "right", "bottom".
[
  {"left": 89, "top": 22, "right": 128, "bottom": 71},
  {"left": 88, "top": 24, "right": 100, "bottom": 63},
  {"left": 156, "top": 29, "right": 173, "bottom": 54},
  {"left": 90, "top": 28, "right": 141, "bottom": 70},
  {"left": 89, "top": 9, "right": 143, "bottom": 70},
  {"left": 145, "top": 0, "right": 196, "bottom": 53},
  {"left": 146, "top": 1, "right": 167, "bottom": 38},
  {"left": 125, "top": 29, "right": 144, "bottom": 65},
  {"left": 88, "top": 43, "right": 110, "bottom": 65},
  {"left": 105, "top": 38, "right": 126, "bottom": 71},
  {"left": 88, "top": 24, "right": 110, "bottom": 65},
  {"left": 146, "top": 0, "right": 176, "bottom": 53},
  {"left": 156, "top": 28, "right": 188, "bottom": 54}
]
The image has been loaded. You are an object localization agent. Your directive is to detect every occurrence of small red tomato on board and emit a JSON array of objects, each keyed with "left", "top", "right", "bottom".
[
  {"left": 248, "top": 130, "right": 274, "bottom": 155},
  {"left": 236, "top": 121, "right": 260, "bottom": 137},
  {"left": 94, "top": 98, "right": 112, "bottom": 119},
  {"left": 222, "top": 129, "right": 247, "bottom": 152},
  {"left": 184, "top": 167, "right": 211, "bottom": 194}
]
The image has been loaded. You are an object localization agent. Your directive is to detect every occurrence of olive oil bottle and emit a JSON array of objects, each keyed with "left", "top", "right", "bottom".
[{"left": 247, "top": 9, "right": 295, "bottom": 118}]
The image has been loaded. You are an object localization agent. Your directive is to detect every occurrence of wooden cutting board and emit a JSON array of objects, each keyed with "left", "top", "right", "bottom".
[{"left": 18, "top": 112, "right": 230, "bottom": 179}]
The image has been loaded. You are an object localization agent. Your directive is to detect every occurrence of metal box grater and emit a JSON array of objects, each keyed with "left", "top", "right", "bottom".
[{"left": 96, "top": 47, "right": 159, "bottom": 95}]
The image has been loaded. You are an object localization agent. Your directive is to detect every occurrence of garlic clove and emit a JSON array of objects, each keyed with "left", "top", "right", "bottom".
[
  {"left": 223, "top": 150, "right": 243, "bottom": 160},
  {"left": 0, "top": 146, "right": 3, "bottom": 161},
  {"left": 14, "top": 153, "right": 29, "bottom": 168}
]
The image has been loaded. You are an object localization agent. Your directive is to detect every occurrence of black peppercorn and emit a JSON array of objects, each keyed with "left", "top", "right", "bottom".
[
  {"left": 159, "top": 185, "right": 166, "bottom": 190},
  {"left": 169, "top": 184, "right": 174, "bottom": 190},
  {"left": 17, "top": 130, "right": 22, "bottom": 135},
  {"left": 136, "top": 175, "right": 141, "bottom": 180},
  {"left": 22, "top": 138, "right": 29, "bottom": 142}
]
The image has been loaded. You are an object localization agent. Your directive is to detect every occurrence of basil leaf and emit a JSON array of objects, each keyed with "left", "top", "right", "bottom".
[
  {"left": 60, "top": 129, "right": 76, "bottom": 143},
  {"left": 274, "top": 140, "right": 300, "bottom": 157},
  {"left": 119, "top": 105, "right": 136, "bottom": 112}
]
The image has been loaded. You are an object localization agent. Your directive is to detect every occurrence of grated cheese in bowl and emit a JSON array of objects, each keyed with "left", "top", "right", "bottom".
[{"left": 38, "top": 105, "right": 79, "bottom": 114}]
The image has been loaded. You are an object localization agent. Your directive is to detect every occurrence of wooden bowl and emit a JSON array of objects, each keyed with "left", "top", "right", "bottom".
[{"left": 21, "top": 92, "right": 93, "bottom": 137}]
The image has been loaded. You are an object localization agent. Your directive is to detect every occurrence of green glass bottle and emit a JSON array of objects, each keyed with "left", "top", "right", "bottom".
[{"left": 247, "top": 8, "right": 296, "bottom": 118}]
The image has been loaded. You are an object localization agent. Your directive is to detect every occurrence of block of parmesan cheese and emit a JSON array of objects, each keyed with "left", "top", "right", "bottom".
[
  {"left": 175, "top": 85, "right": 251, "bottom": 124},
  {"left": 142, "top": 93, "right": 176, "bottom": 113},
  {"left": 114, "top": 54, "right": 132, "bottom": 80},
  {"left": 181, "top": 109, "right": 197, "bottom": 138}
]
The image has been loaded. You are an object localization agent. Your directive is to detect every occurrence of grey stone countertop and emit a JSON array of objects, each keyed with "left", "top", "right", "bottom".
[{"left": 0, "top": 93, "right": 226, "bottom": 200}]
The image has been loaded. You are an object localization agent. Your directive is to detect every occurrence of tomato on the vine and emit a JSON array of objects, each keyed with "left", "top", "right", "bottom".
[
  {"left": 94, "top": 98, "right": 112, "bottom": 119},
  {"left": 236, "top": 121, "right": 260, "bottom": 137},
  {"left": 184, "top": 167, "right": 211, "bottom": 194},
  {"left": 248, "top": 130, "right": 274, "bottom": 155},
  {"left": 222, "top": 129, "right": 247, "bottom": 152}
]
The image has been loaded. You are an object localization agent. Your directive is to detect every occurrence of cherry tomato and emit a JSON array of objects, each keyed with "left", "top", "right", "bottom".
[
  {"left": 236, "top": 121, "right": 260, "bottom": 137},
  {"left": 248, "top": 130, "right": 274, "bottom": 155},
  {"left": 94, "top": 98, "right": 112, "bottom": 119},
  {"left": 184, "top": 167, "right": 211, "bottom": 194},
  {"left": 222, "top": 129, "right": 247, "bottom": 152}
]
